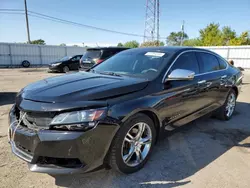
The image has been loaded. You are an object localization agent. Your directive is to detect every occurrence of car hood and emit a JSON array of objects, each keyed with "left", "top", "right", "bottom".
[
  {"left": 50, "top": 60, "right": 66, "bottom": 64},
  {"left": 21, "top": 72, "right": 149, "bottom": 103}
]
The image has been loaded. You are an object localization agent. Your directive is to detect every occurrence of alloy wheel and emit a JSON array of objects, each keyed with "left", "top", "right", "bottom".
[
  {"left": 63, "top": 66, "right": 69, "bottom": 73},
  {"left": 121, "top": 122, "right": 152, "bottom": 167},
  {"left": 226, "top": 93, "right": 236, "bottom": 117}
]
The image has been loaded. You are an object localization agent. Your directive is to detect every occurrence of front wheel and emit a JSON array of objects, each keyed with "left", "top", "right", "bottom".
[
  {"left": 108, "top": 113, "right": 156, "bottom": 174},
  {"left": 62, "top": 66, "right": 70, "bottom": 73},
  {"left": 216, "top": 90, "right": 236, "bottom": 120}
]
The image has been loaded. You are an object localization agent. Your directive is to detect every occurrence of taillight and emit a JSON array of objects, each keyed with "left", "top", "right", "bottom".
[{"left": 96, "top": 59, "right": 104, "bottom": 64}]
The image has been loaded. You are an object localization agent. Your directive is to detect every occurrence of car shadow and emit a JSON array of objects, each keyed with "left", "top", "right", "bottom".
[
  {"left": 52, "top": 101, "right": 250, "bottom": 188},
  {"left": 0, "top": 92, "right": 17, "bottom": 106},
  {"left": 48, "top": 70, "right": 79, "bottom": 74},
  {"left": 21, "top": 68, "right": 47, "bottom": 73},
  {"left": 242, "top": 82, "right": 250, "bottom": 85}
]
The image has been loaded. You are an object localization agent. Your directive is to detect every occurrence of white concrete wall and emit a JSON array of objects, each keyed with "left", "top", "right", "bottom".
[
  {"left": 199, "top": 46, "right": 250, "bottom": 68},
  {"left": 0, "top": 43, "right": 86, "bottom": 67}
]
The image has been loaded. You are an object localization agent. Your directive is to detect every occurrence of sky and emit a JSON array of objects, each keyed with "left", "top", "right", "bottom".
[{"left": 0, "top": 0, "right": 250, "bottom": 46}]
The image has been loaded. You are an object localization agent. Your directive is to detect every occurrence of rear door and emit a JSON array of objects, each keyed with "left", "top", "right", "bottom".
[
  {"left": 216, "top": 56, "right": 231, "bottom": 104},
  {"left": 195, "top": 52, "right": 227, "bottom": 110}
]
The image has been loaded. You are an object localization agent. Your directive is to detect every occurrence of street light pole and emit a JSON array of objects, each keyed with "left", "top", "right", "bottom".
[{"left": 24, "top": 0, "right": 31, "bottom": 43}]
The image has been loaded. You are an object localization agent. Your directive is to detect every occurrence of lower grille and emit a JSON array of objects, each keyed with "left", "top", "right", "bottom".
[
  {"left": 16, "top": 144, "right": 33, "bottom": 155},
  {"left": 37, "top": 157, "right": 83, "bottom": 168}
]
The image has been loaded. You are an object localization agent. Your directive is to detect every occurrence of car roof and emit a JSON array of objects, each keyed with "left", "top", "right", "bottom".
[
  {"left": 87, "top": 47, "right": 129, "bottom": 51},
  {"left": 122, "top": 46, "right": 212, "bottom": 54}
]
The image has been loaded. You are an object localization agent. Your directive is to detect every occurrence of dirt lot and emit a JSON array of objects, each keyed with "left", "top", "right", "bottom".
[{"left": 1, "top": 68, "right": 250, "bottom": 188}]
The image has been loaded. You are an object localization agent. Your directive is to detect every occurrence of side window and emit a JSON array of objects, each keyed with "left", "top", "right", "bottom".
[
  {"left": 217, "top": 57, "right": 228, "bottom": 69},
  {"left": 72, "top": 56, "right": 81, "bottom": 61},
  {"left": 198, "top": 52, "right": 220, "bottom": 73},
  {"left": 170, "top": 52, "right": 199, "bottom": 74}
]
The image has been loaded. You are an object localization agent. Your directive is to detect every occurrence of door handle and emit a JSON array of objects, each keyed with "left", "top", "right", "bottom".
[
  {"left": 198, "top": 80, "right": 206, "bottom": 84},
  {"left": 221, "top": 75, "right": 227, "bottom": 79}
]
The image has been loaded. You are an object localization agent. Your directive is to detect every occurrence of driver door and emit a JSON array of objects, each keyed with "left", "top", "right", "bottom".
[{"left": 158, "top": 52, "right": 204, "bottom": 127}]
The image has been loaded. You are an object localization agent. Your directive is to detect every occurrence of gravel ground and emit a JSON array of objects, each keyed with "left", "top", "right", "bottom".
[{"left": 0, "top": 68, "right": 250, "bottom": 188}]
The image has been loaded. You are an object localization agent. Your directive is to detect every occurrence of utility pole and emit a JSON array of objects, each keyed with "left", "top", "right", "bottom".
[
  {"left": 156, "top": 0, "right": 160, "bottom": 45},
  {"left": 180, "top": 20, "right": 185, "bottom": 46},
  {"left": 24, "top": 0, "right": 31, "bottom": 43}
]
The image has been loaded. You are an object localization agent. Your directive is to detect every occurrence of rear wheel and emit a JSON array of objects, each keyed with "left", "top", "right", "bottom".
[
  {"left": 109, "top": 113, "right": 156, "bottom": 174},
  {"left": 216, "top": 90, "right": 236, "bottom": 120},
  {"left": 62, "top": 66, "right": 70, "bottom": 73},
  {"left": 21, "top": 60, "right": 30, "bottom": 68}
]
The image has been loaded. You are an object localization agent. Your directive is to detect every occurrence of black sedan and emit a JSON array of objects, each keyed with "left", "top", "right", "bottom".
[
  {"left": 8, "top": 47, "right": 242, "bottom": 174},
  {"left": 48, "top": 55, "right": 82, "bottom": 73}
]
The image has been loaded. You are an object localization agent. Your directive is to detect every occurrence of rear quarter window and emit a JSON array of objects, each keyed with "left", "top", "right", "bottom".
[{"left": 217, "top": 57, "right": 228, "bottom": 69}]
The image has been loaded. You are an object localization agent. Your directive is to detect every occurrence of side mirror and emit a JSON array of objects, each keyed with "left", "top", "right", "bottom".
[{"left": 166, "top": 69, "right": 195, "bottom": 81}]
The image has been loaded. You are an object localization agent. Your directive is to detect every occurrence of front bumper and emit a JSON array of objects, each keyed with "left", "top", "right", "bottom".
[
  {"left": 48, "top": 65, "right": 61, "bottom": 72},
  {"left": 8, "top": 108, "right": 119, "bottom": 174}
]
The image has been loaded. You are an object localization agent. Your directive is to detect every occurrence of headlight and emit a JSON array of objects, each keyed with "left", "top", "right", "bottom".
[
  {"left": 52, "top": 62, "right": 61, "bottom": 66},
  {"left": 50, "top": 109, "right": 105, "bottom": 131}
]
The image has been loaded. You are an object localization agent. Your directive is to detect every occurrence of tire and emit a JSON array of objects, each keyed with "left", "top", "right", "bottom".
[
  {"left": 108, "top": 113, "right": 156, "bottom": 174},
  {"left": 62, "top": 66, "right": 70, "bottom": 73},
  {"left": 21, "top": 60, "right": 30, "bottom": 68},
  {"left": 216, "top": 89, "right": 236, "bottom": 121}
]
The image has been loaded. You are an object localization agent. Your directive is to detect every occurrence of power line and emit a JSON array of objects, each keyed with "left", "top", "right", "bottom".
[
  {"left": 28, "top": 10, "right": 152, "bottom": 38},
  {"left": 0, "top": 9, "right": 24, "bottom": 12},
  {"left": 0, "top": 9, "right": 167, "bottom": 39},
  {"left": 0, "top": 12, "right": 24, "bottom": 15}
]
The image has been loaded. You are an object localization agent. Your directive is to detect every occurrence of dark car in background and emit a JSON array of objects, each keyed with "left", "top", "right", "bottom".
[
  {"left": 9, "top": 47, "right": 242, "bottom": 174},
  {"left": 79, "top": 47, "right": 129, "bottom": 70},
  {"left": 49, "top": 55, "right": 82, "bottom": 73}
]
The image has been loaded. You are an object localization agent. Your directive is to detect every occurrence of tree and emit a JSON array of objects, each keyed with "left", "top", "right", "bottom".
[
  {"left": 73, "top": 45, "right": 79, "bottom": 47},
  {"left": 140, "top": 40, "right": 164, "bottom": 47},
  {"left": 239, "top": 31, "right": 250, "bottom": 45},
  {"left": 229, "top": 31, "right": 250, "bottom": 46},
  {"left": 30, "top": 39, "right": 45, "bottom": 45},
  {"left": 167, "top": 31, "right": 188, "bottom": 46},
  {"left": 123, "top": 40, "right": 139, "bottom": 48},
  {"left": 59, "top": 43, "right": 66, "bottom": 46},
  {"left": 117, "top": 42, "right": 123, "bottom": 47},
  {"left": 159, "top": 41, "right": 165, "bottom": 46},
  {"left": 221, "top": 26, "right": 236, "bottom": 45},
  {"left": 183, "top": 38, "right": 202, "bottom": 46},
  {"left": 199, "top": 23, "right": 222, "bottom": 46},
  {"left": 167, "top": 23, "right": 249, "bottom": 47}
]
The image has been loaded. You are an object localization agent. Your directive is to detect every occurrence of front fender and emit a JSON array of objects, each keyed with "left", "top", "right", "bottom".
[{"left": 108, "top": 96, "right": 163, "bottom": 128}]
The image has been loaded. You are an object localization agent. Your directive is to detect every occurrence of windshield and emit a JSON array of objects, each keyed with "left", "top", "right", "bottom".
[
  {"left": 60, "top": 56, "right": 72, "bottom": 61},
  {"left": 82, "top": 50, "right": 102, "bottom": 59},
  {"left": 92, "top": 51, "right": 169, "bottom": 79}
]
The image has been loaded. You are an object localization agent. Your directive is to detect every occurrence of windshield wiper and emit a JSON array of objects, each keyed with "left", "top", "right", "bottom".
[{"left": 98, "top": 71, "right": 122, "bottom": 77}]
